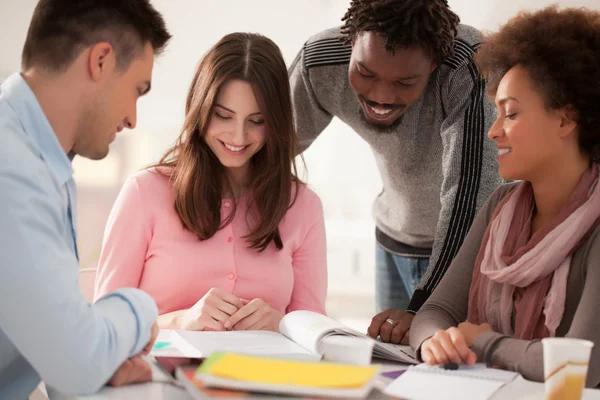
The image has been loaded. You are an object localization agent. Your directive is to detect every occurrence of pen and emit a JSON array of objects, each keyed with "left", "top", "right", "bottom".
[{"left": 442, "top": 362, "right": 489, "bottom": 370}]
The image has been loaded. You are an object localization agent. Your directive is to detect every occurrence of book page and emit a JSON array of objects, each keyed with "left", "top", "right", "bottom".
[
  {"left": 279, "top": 311, "right": 354, "bottom": 354},
  {"left": 280, "top": 311, "right": 418, "bottom": 364},
  {"left": 172, "top": 330, "right": 318, "bottom": 360}
]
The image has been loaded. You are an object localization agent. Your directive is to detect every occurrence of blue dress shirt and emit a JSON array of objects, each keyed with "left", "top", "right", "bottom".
[{"left": 0, "top": 73, "right": 158, "bottom": 399}]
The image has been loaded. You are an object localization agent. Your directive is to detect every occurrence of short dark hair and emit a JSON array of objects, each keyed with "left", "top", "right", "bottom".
[
  {"left": 22, "top": 0, "right": 171, "bottom": 72},
  {"left": 476, "top": 6, "right": 600, "bottom": 161},
  {"left": 340, "top": 0, "right": 460, "bottom": 64}
]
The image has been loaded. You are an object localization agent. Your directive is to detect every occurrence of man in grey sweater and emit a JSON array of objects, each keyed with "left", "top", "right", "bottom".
[{"left": 289, "top": 0, "right": 501, "bottom": 342}]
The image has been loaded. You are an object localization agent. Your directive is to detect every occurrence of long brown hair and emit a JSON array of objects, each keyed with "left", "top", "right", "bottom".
[{"left": 152, "top": 32, "right": 303, "bottom": 251}]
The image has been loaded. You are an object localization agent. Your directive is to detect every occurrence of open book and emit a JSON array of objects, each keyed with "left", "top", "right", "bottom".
[{"left": 170, "top": 310, "right": 417, "bottom": 364}]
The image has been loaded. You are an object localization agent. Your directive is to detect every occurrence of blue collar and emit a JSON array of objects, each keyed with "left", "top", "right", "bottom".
[{"left": 2, "top": 73, "right": 73, "bottom": 186}]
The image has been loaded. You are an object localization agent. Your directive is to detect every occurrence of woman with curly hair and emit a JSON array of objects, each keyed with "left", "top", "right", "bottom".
[
  {"left": 410, "top": 6, "right": 600, "bottom": 385},
  {"left": 94, "top": 33, "right": 327, "bottom": 333}
]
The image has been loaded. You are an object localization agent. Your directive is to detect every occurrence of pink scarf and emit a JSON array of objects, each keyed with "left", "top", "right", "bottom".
[{"left": 468, "top": 165, "right": 600, "bottom": 339}]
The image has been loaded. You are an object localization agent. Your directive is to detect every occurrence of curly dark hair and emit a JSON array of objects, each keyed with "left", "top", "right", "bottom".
[
  {"left": 340, "top": 0, "right": 460, "bottom": 64},
  {"left": 476, "top": 6, "right": 600, "bottom": 160}
]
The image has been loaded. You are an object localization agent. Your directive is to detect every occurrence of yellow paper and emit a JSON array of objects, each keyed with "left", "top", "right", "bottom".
[{"left": 206, "top": 353, "right": 378, "bottom": 388}]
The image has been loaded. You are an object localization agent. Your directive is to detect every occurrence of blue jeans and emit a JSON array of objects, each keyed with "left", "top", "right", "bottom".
[{"left": 375, "top": 243, "right": 430, "bottom": 312}]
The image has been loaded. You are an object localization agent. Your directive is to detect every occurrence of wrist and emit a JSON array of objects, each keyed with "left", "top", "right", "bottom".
[{"left": 157, "top": 309, "right": 186, "bottom": 330}]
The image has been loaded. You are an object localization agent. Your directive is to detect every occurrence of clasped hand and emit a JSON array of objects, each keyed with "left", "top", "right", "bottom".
[
  {"left": 420, "top": 322, "right": 492, "bottom": 365},
  {"left": 180, "top": 288, "right": 282, "bottom": 332}
]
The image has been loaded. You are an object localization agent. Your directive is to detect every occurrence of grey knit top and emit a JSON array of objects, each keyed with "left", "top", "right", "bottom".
[{"left": 289, "top": 24, "right": 502, "bottom": 311}]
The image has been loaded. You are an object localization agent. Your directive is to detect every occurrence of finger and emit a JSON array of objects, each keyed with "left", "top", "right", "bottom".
[
  {"left": 225, "top": 303, "right": 257, "bottom": 330},
  {"left": 130, "top": 357, "right": 152, "bottom": 383},
  {"left": 232, "top": 311, "right": 262, "bottom": 331},
  {"left": 378, "top": 320, "right": 394, "bottom": 343},
  {"left": 214, "top": 290, "right": 244, "bottom": 309},
  {"left": 448, "top": 328, "right": 473, "bottom": 364},
  {"left": 466, "top": 350, "right": 478, "bottom": 365},
  {"left": 437, "top": 330, "right": 464, "bottom": 364},
  {"left": 202, "top": 317, "right": 226, "bottom": 331},
  {"left": 245, "top": 317, "right": 267, "bottom": 331},
  {"left": 109, "top": 360, "right": 132, "bottom": 386},
  {"left": 209, "top": 306, "right": 232, "bottom": 323},
  {"left": 367, "top": 311, "right": 390, "bottom": 338},
  {"left": 390, "top": 320, "right": 411, "bottom": 344},
  {"left": 215, "top": 300, "right": 239, "bottom": 317},
  {"left": 421, "top": 344, "right": 437, "bottom": 365},
  {"left": 428, "top": 333, "right": 451, "bottom": 364}
]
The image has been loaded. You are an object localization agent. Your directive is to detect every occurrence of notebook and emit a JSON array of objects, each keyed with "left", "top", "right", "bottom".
[
  {"left": 383, "top": 364, "right": 520, "bottom": 400},
  {"left": 171, "top": 310, "right": 417, "bottom": 364},
  {"left": 195, "top": 353, "right": 380, "bottom": 399}
]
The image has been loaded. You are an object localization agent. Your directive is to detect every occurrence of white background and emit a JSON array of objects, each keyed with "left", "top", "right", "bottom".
[{"left": 1, "top": 0, "right": 597, "bottom": 328}]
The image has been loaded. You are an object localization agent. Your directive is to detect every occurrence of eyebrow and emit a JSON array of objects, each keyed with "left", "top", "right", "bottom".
[
  {"left": 357, "top": 62, "right": 421, "bottom": 81},
  {"left": 497, "top": 96, "right": 520, "bottom": 106},
  {"left": 140, "top": 80, "right": 151, "bottom": 96},
  {"left": 215, "top": 104, "right": 261, "bottom": 116}
]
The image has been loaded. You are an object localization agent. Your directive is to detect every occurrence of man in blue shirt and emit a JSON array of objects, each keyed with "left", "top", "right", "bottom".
[{"left": 0, "top": 1, "right": 171, "bottom": 398}]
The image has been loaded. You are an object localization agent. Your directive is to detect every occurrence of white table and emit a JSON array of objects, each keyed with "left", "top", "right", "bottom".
[
  {"left": 48, "top": 358, "right": 600, "bottom": 400},
  {"left": 48, "top": 330, "right": 600, "bottom": 400}
]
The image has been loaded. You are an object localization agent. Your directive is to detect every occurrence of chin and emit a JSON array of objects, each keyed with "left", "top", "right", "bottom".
[
  {"left": 82, "top": 147, "right": 110, "bottom": 161},
  {"left": 498, "top": 168, "right": 522, "bottom": 182}
]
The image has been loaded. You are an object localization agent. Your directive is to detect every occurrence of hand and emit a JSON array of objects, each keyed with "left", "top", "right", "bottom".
[
  {"left": 367, "top": 309, "right": 414, "bottom": 344},
  {"left": 224, "top": 298, "right": 283, "bottom": 332},
  {"left": 421, "top": 327, "right": 477, "bottom": 366},
  {"left": 457, "top": 322, "right": 492, "bottom": 347},
  {"left": 179, "top": 288, "right": 244, "bottom": 331},
  {"left": 108, "top": 356, "right": 152, "bottom": 387},
  {"left": 142, "top": 322, "right": 159, "bottom": 355}
]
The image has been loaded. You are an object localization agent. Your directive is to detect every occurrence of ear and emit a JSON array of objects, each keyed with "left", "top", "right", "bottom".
[
  {"left": 87, "top": 42, "right": 116, "bottom": 82},
  {"left": 430, "top": 62, "right": 438, "bottom": 74},
  {"left": 557, "top": 105, "right": 579, "bottom": 139}
]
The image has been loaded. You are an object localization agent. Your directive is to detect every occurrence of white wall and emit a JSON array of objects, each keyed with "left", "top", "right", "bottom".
[{"left": 1, "top": 0, "right": 598, "bottom": 325}]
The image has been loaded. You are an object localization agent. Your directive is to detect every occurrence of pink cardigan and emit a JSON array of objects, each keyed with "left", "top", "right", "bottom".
[{"left": 94, "top": 169, "right": 327, "bottom": 316}]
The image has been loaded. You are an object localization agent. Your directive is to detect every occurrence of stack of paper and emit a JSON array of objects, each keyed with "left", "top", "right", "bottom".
[{"left": 193, "top": 353, "right": 380, "bottom": 399}]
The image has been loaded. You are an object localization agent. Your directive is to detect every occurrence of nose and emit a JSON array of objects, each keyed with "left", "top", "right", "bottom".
[
  {"left": 488, "top": 117, "right": 504, "bottom": 141},
  {"left": 367, "top": 80, "right": 396, "bottom": 105},
  {"left": 230, "top": 121, "right": 248, "bottom": 145},
  {"left": 125, "top": 106, "right": 137, "bottom": 130}
]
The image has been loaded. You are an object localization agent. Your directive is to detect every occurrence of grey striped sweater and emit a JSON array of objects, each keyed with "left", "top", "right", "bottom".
[{"left": 289, "top": 25, "right": 502, "bottom": 312}]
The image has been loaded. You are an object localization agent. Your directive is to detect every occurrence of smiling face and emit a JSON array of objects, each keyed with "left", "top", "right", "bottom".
[
  {"left": 488, "top": 65, "right": 575, "bottom": 182},
  {"left": 204, "top": 79, "right": 267, "bottom": 177},
  {"left": 348, "top": 31, "right": 437, "bottom": 127}
]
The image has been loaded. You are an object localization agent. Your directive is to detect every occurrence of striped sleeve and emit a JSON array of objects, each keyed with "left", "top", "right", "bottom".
[
  {"left": 289, "top": 37, "right": 349, "bottom": 151},
  {"left": 408, "top": 40, "right": 500, "bottom": 313}
]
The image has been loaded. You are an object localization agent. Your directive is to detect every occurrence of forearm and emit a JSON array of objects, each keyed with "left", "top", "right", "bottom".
[{"left": 471, "top": 332, "right": 544, "bottom": 382}]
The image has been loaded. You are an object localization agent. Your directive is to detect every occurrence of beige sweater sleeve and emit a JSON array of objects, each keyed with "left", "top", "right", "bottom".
[{"left": 410, "top": 182, "right": 600, "bottom": 387}]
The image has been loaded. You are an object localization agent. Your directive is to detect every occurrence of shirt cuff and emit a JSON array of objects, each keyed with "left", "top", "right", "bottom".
[
  {"left": 471, "top": 331, "right": 506, "bottom": 362},
  {"left": 407, "top": 289, "right": 430, "bottom": 314},
  {"left": 99, "top": 288, "right": 158, "bottom": 356}
]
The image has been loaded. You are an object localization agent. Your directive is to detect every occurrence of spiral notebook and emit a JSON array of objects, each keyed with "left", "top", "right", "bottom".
[{"left": 383, "top": 364, "right": 519, "bottom": 400}]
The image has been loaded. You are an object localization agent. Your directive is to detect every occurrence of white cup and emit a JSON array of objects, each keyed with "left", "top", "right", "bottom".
[
  {"left": 542, "top": 338, "right": 594, "bottom": 400},
  {"left": 321, "top": 335, "right": 374, "bottom": 366}
]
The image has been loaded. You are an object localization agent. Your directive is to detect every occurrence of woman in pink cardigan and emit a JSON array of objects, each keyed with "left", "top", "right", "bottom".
[{"left": 94, "top": 33, "right": 327, "bottom": 333}]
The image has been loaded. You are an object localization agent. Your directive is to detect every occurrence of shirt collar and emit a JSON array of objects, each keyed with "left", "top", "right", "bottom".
[{"left": 2, "top": 73, "right": 73, "bottom": 186}]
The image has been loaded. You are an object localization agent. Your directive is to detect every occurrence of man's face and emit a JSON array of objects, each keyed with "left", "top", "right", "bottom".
[
  {"left": 348, "top": 31, "right": 437, "bottom": 127},
  {"left": 74, "top": 42, "right": 154, "bottom": 160}
]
